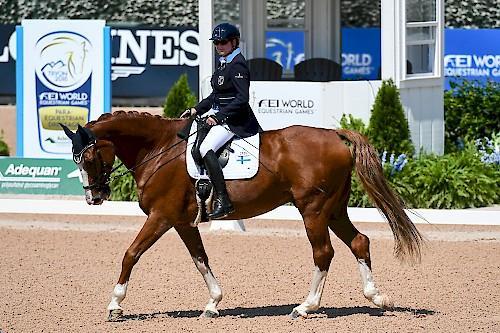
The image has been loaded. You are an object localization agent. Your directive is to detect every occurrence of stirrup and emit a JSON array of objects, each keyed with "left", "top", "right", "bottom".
[{"left": 208, "top": 198, "right": 234, "bottom": 219}]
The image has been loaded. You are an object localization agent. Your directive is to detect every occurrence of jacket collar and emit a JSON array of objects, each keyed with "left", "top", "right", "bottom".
[{"left": 219, "top": 48, "right": 241, "bottom": 66}]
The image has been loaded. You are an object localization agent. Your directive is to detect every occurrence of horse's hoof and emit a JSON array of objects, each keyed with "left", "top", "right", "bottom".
[
  {"left": 200, "top": 309, "right": 219, "bottom": 318},
  {"left": 371, "top": 294, "right": 394, "bottom": 309},
  {"left": 289, "top": 308, "right": 307, "bottom": 319},
  {"left": 107, "top": 309, "right": 123, "bottom": 322},
  {"left": 381, "top": 295, "right": 394, "bottom": 309}
]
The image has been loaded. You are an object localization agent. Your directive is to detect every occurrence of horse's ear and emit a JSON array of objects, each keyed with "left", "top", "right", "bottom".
[
  {"left": 77, "top": 124, "right": 96, "bottom": 143},
  {"left": 60, "top": 123, "right": 75, "bottom": 139}
]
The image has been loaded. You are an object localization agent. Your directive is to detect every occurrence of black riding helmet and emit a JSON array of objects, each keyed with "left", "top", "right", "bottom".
[{"left": 210, "top": 23, "right": 240, "bottom": 41}]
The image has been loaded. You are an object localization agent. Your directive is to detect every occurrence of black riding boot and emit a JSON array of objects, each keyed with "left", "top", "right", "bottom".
[{"left": 203, "top": 150, "right": 234, "bottom": 219}]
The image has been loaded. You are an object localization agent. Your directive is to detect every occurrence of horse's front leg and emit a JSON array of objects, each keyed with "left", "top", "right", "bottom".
[
  {"left": 175, "top": 224, "right": 223, "bottom": 318},
  {"left": 107, "top": 212, "right": 171, "bottom": 321}
]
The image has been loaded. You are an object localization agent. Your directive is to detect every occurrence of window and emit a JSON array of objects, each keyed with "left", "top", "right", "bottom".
[
  {"left": 405, "top": 0, "right": 437, "bottom": 76},
  {"left": 266, "top": 0, "right": 306, "bottom": 74}
]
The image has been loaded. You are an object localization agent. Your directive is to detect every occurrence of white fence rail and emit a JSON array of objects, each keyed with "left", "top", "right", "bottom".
[{"left": 0, "top": 199, "right": 499, "bottom": 226}]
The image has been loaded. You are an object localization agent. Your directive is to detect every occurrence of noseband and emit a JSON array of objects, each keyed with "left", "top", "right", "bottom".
[{"left": 74, "top": 141, "right": 112, "bottom": 191}]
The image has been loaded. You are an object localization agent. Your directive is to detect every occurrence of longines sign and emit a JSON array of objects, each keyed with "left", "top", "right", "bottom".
[{"left": 0, "top": 24, "right": 199, "bottom": 98}]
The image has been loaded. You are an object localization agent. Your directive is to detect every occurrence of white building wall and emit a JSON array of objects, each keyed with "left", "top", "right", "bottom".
[
  {"left": 400, "top": 86, "right": 444, "bottom": 154},
  {"left": 322, "top": 81, "right": 382, "bottom": 129}
]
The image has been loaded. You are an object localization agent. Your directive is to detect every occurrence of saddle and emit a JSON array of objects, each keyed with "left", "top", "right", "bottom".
[{"left": 178, "top": 116, "right": 260, "bottom": 226}]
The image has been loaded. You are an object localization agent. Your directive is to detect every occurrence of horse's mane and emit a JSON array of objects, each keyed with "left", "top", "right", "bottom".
[{"left": 87, "top": 110, "right": 184, "bottom": 127}]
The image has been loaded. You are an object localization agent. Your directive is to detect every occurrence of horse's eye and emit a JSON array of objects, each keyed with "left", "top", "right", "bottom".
[{"left": 83, "top": 150, "right": 95, "bottom": 162}]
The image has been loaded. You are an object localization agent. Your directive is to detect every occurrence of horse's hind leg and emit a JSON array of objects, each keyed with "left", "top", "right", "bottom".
[
  {"left": 290, "top": 214, "right": 334, "bottom": 318},
  {"left": 175, "top": 225, "right": 223, "bottom": 318},
  {"left": 329, "top": 212, "right": 393, "bottom": 309},
  {"left": 107, "top": 213, "right": 172, "bottom": 321}
]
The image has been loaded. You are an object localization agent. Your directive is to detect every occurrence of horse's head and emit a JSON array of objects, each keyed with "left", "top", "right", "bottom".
[{"left": 61, "top": 123, "right": 115, "bottom": 205}]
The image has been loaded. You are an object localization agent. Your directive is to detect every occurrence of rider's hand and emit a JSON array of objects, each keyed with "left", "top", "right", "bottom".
[
  {"left": 206, "top": 116, "right": 218, "bottom": 126},
  {"left": 180, "top": 108, "right": 197, "bottom": 118}
]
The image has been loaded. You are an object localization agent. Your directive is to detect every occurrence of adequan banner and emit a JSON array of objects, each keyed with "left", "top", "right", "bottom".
[
  {"left": 0, "top": 157, "right": 83, "bottom": 195},
  {"left": 17, "top": 20, "right": 110, "bottom": 158}
]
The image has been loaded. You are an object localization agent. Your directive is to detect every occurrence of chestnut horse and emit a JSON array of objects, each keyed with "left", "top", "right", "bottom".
[{"left": 62, "top": 111, "right": 422, "bottom": 321}]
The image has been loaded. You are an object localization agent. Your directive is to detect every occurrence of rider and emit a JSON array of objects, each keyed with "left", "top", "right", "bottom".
[{"left": 182, "top": 22, "right": 262, "bottom": 219}]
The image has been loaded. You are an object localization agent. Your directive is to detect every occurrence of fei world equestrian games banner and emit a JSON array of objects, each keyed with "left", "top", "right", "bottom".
[
  {"left": 444, "top": 29, "right": 500, "bottom": 89},
  {"left": 16, "top": 20, "right": 110, "bottom": 158}
]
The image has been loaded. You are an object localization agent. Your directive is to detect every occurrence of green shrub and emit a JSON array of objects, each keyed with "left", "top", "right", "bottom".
[
  {"left": 348, "top": 151, "right": 409, "bottom": 208},
  {"left": 339, "top": 114, "right": 368, "bottom": 136},
  {"left": 367, "top": 79, "right": 414, "bottom": 156},
  {"left": 445, "top": 80, "right": 500, "bottom": 152},
  {"left": 109, "top": 160, "right": 138, "bottom": 201},
  {"left": 346, "top": 144, "right": 500, "bottom": 209},
  {"left": 0, "top": 130, "right": 10, "bottom": 156},
  {"left": 163, "top": 73, "right": 197, "bottom": 118},
  {"left": 394, "top": 147, "right": 500, "bottom": 209}
]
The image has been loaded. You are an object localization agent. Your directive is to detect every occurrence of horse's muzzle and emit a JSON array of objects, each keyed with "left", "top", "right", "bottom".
[{"left": 85, "top": 186, "right": 110, "bottom": 205}]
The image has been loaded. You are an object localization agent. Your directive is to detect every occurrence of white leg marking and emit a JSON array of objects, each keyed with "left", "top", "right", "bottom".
[
  {"left": 357, "top": 259, "right": 393, "bottom": 308},
  {"left": 192, "top": 256, "right": 222, "bottom": 315},
  {"left": 292, "top": 266, "right": 328, "bottom": 317},
  {"left": 78, "top": 167, "right": 93, "bottom": 204},
  {"left": 107, "top": 282, "right": 128, "bottom": 311}
]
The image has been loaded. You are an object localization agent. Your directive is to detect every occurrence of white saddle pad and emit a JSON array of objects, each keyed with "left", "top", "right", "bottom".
[{"left": 186, "top": 121, "right": 260, "bottom": 180}]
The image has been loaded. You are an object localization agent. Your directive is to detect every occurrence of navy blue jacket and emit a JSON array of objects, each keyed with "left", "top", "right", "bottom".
[{"left": 194, "top": 53, "right": 262, "bottom": 138}]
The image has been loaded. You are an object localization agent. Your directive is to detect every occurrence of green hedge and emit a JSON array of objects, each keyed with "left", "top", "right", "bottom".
[
  {"left": 393, "top": 148, "right": 500, "bottom": 209},
  {"left": 348, "top": 146, "right": 500, "bottom": 209},
  {"left": 0, "top": 130, "right": 9, "bottom": 156},
  {"left": 1, "top": 0, "right": 498, "bottom": 28},
  {"left": 340, "top": 0, "right": 500, "bottom": 28},
  {"left": 109, "top": 160, "right": 138, "bottom": 201},
  {"left": 445, "top": 80, "right": 500, "bottom": 152},
  {"left": 0, "top": 0, "right": 198, "bottom": 26}
]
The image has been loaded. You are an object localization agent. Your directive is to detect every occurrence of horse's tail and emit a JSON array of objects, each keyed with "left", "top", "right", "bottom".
[{"left": 336, "top": 129, "right": 423, "bottom": 263}]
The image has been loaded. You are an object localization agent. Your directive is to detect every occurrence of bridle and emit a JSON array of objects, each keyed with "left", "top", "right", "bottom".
[{"left": 73, "top": 140, "right": 113, "bottom": 191}]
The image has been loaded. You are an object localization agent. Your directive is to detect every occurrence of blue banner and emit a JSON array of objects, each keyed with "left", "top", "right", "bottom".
[
  {"left": 265, "top": 30, "right": 305, "bottom": 71},
  {"left": 341, "top": 28, "right": 381, "bottom": 80},
  {"left": 444, "top": 29, "right": 500, "bottom": 89},
  {"left": 0, "top": 24, "right": 16, "bottom": 96}
]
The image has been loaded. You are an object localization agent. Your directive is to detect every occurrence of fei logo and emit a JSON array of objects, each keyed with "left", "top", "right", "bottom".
[{"left": 35, "top": 31, "right": 93, "bottom": 92}]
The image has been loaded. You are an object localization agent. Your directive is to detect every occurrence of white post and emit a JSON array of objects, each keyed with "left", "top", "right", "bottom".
[
  {"left": 198, "top": 0, "right": 214, "bottom": 98},
  {"left": 380, "top": 0, "right": 401, "bottom": 83},
  {"left": 210, "top": 220, "right": 246, "bottom": 232}
]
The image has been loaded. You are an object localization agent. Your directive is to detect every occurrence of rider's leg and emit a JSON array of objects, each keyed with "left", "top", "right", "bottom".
[{"left": 199, "top": 125, "right": 235, "bottom": 219}]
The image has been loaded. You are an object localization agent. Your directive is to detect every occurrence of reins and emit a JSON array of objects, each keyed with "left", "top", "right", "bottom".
[{"left": 104, "top": 128, "right": 198, "bottom": 185}]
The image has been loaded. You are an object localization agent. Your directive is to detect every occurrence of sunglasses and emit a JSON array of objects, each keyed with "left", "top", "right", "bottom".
[{"left": 213, "top": 39, "right": 230, "bottom": 46}]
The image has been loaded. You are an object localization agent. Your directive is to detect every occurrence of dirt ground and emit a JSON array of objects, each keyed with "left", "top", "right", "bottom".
[{"left": 0, "top": 214, "right": 499, "bottom": 332}]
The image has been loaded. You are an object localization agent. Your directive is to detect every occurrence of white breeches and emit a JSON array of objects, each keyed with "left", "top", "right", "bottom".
[{"left": 199, "top": 110, "right": 234, "bottom": 158}]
